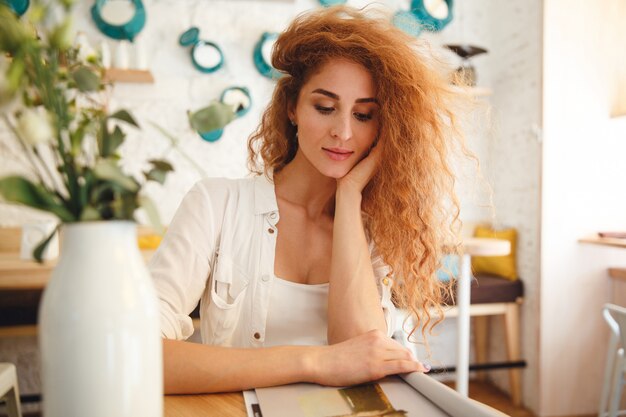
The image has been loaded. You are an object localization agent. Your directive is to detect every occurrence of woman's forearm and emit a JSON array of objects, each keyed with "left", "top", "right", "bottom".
[
  {"left": 327, "top": 186, "right": 387, "bottom": 344},
  {"left": 163, "top": 339, "right": 316, "bottom": 394},
  {"left": 164, "top": 331, "right": 427, "bottom": 394}
]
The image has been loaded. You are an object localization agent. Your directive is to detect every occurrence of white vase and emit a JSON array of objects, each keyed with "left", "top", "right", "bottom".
[{"left": 39, "top": 221, "right": 162, "bottom": 417}]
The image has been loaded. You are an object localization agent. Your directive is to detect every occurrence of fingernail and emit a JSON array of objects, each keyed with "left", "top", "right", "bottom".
[{"left": 422, "top": 363, "right": 431, "bottom": 373}]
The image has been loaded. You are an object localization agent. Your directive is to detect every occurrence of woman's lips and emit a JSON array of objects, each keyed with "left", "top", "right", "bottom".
[{"left": 322, "top": 147, "right": 354, "bottom": 161}]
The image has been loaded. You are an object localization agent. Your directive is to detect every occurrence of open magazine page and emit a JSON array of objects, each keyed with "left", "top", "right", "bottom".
[
  {"left": 244, "top": 374, "right": 508, "bottom": 417},
  {"left": 400, "top": 373, "right": 507, "bottom": 417},
  {"left": 244, "top": 373, "right": 504, "bottom": 417}
]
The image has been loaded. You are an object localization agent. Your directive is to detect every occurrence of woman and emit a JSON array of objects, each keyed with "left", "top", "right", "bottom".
[{"left": 151, "top": 5, "right": 464, "bottom": 394}]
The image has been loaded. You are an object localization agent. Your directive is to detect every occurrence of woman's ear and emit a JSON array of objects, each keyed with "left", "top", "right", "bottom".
[{"left": 287, "top": 101, "right": 297, "bottom": 125}]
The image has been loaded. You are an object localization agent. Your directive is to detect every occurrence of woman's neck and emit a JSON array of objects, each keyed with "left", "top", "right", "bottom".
[{"left": 273, "top": 152, "right": 336, "bottom": 220}]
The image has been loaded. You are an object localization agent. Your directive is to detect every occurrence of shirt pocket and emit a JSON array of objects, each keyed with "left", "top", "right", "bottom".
[{"left": 204, "top": 253, "right": 250, "bottom": 345}]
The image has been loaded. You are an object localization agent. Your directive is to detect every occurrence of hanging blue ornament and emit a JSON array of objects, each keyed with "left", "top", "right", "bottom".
[
  {"left": 319, "top": 0, "right": 347, "bottom": 6},
  {"left": 253, "top": 32, "right": 282, "bottom": 80},
  {"left": 2, "top": 0, "right": 29, "bottom": 16},
  {"left": 90, "top": 0, "right": 146, "bottom": 42},
  {"left": 179, "top": 27, "right": 224, "bottom": 74}
]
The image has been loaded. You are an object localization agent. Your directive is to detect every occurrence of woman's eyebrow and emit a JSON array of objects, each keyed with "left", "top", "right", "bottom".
[{"left": 311, "top": 88, "right": 378, "bottom": 104}]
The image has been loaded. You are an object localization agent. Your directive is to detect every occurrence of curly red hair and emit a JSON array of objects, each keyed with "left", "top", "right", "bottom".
[{"left": 248, "top": 6, "right": 470, "bottom": 345}]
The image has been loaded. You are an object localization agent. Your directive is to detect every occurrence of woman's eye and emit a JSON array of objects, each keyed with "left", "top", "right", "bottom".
[
  {"left": 314, "top": 105, "right": 334, "bottom": 114},
  {"left": 354, "top": 112, "right": 373, "bottom": 122}
]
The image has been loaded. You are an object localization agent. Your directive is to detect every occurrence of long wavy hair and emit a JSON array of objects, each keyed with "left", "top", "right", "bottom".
[{"left": 248, "top": 6, "right": 471, "bottom": 345}]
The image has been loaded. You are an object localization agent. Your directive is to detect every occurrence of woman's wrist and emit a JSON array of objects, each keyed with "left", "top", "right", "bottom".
[
  {"left": 300, "top": 345, "right": 324, "bottom": 384},
  {"left": 335, "top": 183, "right": 363, "bottom": 206}
]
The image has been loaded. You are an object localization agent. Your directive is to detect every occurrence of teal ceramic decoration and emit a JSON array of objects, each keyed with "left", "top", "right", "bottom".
[
  {"left": 2, "top": 0, "right": 29, "bottom": 16},
  {"left": 197, "top": 86, "right": 251, "bottom": 142},
  {"left": 179, "top": 27, "right": 199, "bottom": 47},
  {"left": 253, "top": 32, "right": 282, "bottom": 80},
  {"left": 221, "top": 86, "right": 252, "bottom": 118},
  {"left": 392, "top": 10, "right": 422, "bottom": 37},
  {"left": 179, "top": 27, "right": 224, "bottom": 73},
  {"left": 319, "top": 0, "right": 346, "bottom": 6},
  {"left": 199, "top": 129, "right": 224, "bottom": 142},
  {"left": 91, "top": 0, "right": 146, "bottom": 42},
  {"left": 410, "top": 0, "right": 453, "bottom": 32}
]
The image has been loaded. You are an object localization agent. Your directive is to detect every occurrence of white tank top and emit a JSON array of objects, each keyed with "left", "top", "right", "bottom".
[{"left": 264, "top": 276, "right": 329, "bottom": 347}]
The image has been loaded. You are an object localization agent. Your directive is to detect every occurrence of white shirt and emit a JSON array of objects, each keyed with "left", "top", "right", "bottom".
[
  {"left": 149, "top": 175, "right": 396, "bottom": 348},
  {"left": 264, "top": 277, "right": 328, "bottom": 347}
]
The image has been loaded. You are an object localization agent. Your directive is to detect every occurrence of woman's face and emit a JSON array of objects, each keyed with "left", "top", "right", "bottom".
[{"left": 289, "top": 59, "right": 380, "bottom": 179}]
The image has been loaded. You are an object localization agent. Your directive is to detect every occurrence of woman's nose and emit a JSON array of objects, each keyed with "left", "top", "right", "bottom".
[{"left": 330, "top": 113, "right": 352, "bottom": 141}]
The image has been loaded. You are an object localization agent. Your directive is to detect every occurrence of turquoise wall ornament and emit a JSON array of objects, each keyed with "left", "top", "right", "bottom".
[
  {"left": 392, "top": 10, "right": 422, "bottom": 37},
  {"left": 2, "top": 0, "right": 29, "bottom": 16},
  {"left": 179, "top": 27, "right": 224, "bottom": 74},
  {"left": 253, "top": 32, "right": 282, "bottom": 80},
  {"left": 221, "top": 86, "right": 252, "bottom": 118},
  {"left": 195, "top": 86, "right": 251, "bottom": 142},
  {"left": 319, "top": 0, "right": 346, "bottom": 6},
  {"left": 90, "top": 0, "right": 146, "bottom": 42},
  {"left": 410, "top": 0, "right": 453, "bottom": 32}
]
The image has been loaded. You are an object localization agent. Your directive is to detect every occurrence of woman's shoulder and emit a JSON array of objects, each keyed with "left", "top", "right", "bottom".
[
  {"left": 189, "top": 176, "right": 257, "bottom": 194},
  {"left": 185, "top": 176, "right": 265, "bottom": 208}
]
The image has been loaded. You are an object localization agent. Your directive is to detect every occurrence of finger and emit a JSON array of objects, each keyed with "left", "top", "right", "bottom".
[{"left": 382, "top": 359, "right": 427, "bottom": 375}]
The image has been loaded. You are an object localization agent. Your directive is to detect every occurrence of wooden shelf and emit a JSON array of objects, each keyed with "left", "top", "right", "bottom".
[
  {"left": 579, "top": 236, "right": 626, "bottom": 249},
  {"left": 104, "top": 68, "right": 154, "bottom": 84}
]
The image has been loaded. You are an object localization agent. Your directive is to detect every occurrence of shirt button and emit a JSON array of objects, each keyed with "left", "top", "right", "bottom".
[
  {"left": 253, "top": 332, "right": 261, "bottom": 340},
  {"left": 261, "top": 274, "right": 270, "bottom": 282},
  {"left": 270, "top": 212, "right": 277, "bottom": 220},
  {"left": 382, "top": 277, "right": 390, "bottom": 286},
  {"left": 268, "top": 228, "right": 275, "bottom": 234}
]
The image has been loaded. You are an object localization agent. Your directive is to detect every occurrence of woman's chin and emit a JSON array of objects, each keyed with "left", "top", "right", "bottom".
[{"left": 319, "top": 166, "right": 351, "bottom": 180}]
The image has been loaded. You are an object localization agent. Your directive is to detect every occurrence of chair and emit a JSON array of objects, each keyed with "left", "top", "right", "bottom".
[
  {"left": 445, "top": 273, "right": 524, "bottom": 406},
  {"left": 599, "top": 303, "right": 626, "bottom": 417},
  {"left": 0, "top": 363, "right": 22, "bottom": 417},
  {"left": 394, "top": 273, "right": 524, "bottom": 406}
]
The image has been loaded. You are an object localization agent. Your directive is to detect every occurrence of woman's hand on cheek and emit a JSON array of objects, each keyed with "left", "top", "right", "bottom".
[
  {"left": 336, "top": 143, "right": 382, "bottom": 195},
  {"left": 307, "top": 329, "right": 428, "bottom": 387}
]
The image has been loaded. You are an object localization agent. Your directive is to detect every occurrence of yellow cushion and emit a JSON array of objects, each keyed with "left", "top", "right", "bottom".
[{"left": 471, "top": 226, "right": 518, "bottom": 280}]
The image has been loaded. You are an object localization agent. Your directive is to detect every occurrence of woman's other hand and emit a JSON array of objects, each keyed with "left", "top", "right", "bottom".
[
  {"left": 336, "top": 143, "right": 382, "bottom": 195},
  {"left": 308, "top": 329, "right": 429, "bottom": 386}
]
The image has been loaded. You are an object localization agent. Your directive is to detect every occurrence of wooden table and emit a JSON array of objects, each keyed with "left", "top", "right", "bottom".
[
  {"left": 165, "top": 392, "right": 246, "bottom": 417},
  {"left": 0, "top": 251, "right": 155, "bottom": 290}
]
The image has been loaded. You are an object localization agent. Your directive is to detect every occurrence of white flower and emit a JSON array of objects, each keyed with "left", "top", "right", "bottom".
[
  {"left": 75, "top": 32, "right": 98, "bottom": 64},
  {"left": 16, "top": 107, "right": 55, "bottom": 146}
]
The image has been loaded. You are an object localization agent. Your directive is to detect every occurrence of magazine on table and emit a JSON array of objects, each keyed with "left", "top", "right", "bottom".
[{"left": 243, "top": 372, "right": 508, "bottom": 417}]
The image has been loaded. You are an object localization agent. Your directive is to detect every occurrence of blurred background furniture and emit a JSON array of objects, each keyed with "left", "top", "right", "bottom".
[
  {"left": 442, "top": 272, "right": 524, "bottom": 406},
  {"left": 599, "top": 303, "right": 626, "bottom": 417},
  {"left": 0, "top": 362, "right": 22, "bottom": 417}
]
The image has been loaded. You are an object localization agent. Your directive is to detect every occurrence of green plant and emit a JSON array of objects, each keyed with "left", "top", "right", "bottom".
[{"left": 0, "top": 1, "right": 234, "bottom": 261}]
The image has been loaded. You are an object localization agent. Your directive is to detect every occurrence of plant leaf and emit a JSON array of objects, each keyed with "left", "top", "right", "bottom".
[
  {"left": 139, "top": 195, "right": 164, "bottom": 235},
  {"left": 188, "top": 102, "right": 236, "bottom": 134},
  {"left": 93, "top": 159, "right": 139, "bottom": 192},
  {"left": 109, "top": 110, "right": 139, "bottom": 128},
  {"left": 33, "top": 224, "right": 60, "bottom": 264},
  {"left": 102, "top": 125, "right": 124, "bottom": 157},
  {"left": 71, "top": 66, "right": 100, "bottom": 92},
  {"left": 0, "top": 176, "right": 74, "bottom": 221},
  {"left": 148, "top": 121, "right": 178, "bottom": 146},
  {"left": 148, "top": 159, "right": 174, "bottom": 172},
  {"left": 79, "top": 205, "right": 101, "bottom": 221},
  {"left": 111, "top": 191, "right": 137, "bottom": 219},
  {"left": 144, "top": 169, "right": 165, "bottom": 184}
]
